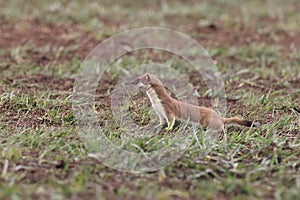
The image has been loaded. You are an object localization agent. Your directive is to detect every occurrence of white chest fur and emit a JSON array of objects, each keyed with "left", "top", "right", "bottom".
[{"left": 146, "top": 88, "right": 168, "bottom": 124}]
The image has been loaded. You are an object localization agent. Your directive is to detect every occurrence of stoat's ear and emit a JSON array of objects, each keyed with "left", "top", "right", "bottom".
[{"left": 145, "top": 73, "right": 151, "bottom": 82}]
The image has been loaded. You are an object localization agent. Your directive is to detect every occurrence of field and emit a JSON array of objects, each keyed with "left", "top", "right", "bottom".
[{"left": 0, "top": 0, "right": 300, "bottom": 199}]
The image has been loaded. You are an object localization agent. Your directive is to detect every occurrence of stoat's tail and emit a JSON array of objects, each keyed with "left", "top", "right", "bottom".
[{"left": 223, "top": 117, "right": 260, "bottom": 127}]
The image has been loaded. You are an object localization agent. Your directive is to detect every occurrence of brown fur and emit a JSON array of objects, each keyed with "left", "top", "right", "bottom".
[{"left": 132, "top": 73, "right": 259, "bottom": 132}]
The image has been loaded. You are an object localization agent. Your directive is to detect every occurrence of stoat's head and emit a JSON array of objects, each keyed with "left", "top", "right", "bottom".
[{"left": 131, "top": 73, "right": 152, "bottom": 89}]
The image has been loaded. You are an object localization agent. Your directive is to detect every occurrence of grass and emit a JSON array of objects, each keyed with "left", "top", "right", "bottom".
[{"left": 0, "top": 0, "right": 300, "bottom": 199}]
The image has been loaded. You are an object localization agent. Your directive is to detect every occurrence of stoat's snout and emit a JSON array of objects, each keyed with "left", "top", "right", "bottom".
[
  {"left": 132, "top": 73, "right": 153, "bottom": 89},
  {"left": 131, "top": 78, "right": 140, "bottom": 87},
  {"left": 132, "top": 77, "right": 149, "bottom": 89}
]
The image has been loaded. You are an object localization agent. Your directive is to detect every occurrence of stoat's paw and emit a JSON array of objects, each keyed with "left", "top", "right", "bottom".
[{"left": 165, "top": 127, "right": 172, "bottom": 131}]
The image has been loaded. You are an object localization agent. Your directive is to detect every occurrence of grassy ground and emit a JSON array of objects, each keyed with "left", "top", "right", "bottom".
[{"left": 0, "top": 0, "right": 300, "bottom": 199}]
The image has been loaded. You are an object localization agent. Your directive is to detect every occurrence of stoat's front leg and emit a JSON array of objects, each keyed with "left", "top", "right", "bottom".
[
  {"left": 166, "top": 113, "right": 176, "bottom": 131},
  {"left": 152, "top": 104, "right": 167, "bottom": 127},
  {"left": 158, "top": 115, "right": 165, "bottom": 126}
]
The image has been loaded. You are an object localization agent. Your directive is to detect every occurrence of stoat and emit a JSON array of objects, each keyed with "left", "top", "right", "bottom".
[{"left": 131, "top": 73, "right": 259, "bottom": 132}]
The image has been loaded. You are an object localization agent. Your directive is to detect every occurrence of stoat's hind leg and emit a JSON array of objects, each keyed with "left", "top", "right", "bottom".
[{"left": 221, "top": 126, "right": 227, "bottom": 143}]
